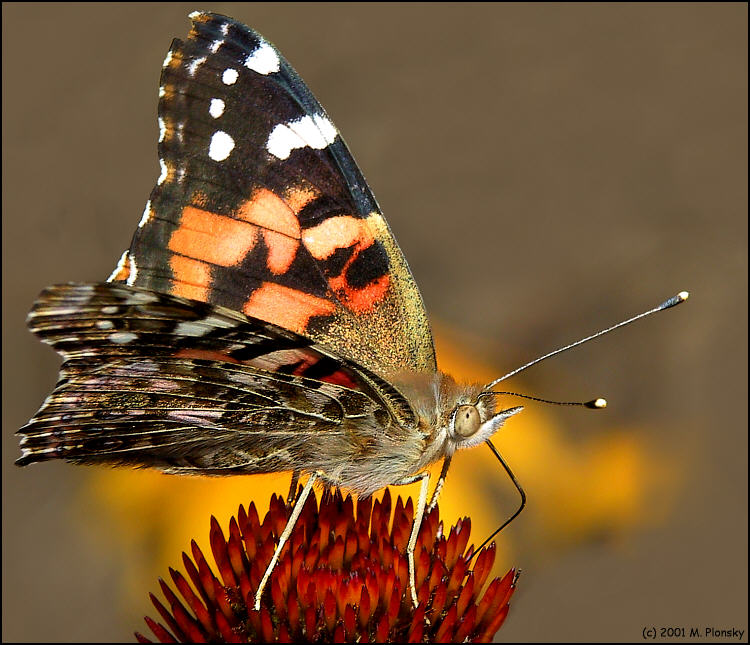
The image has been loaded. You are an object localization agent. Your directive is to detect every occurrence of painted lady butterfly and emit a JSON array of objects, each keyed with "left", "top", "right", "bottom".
[{"left": 16, "top": 11, "right": 687, "bottom": 608}]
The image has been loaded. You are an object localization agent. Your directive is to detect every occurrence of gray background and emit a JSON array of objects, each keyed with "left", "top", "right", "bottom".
[{"left": 3, "top": 3, "right": 747, "bottom": 642}]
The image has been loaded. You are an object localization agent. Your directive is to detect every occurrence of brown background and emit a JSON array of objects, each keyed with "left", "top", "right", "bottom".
[{"left": 3, "top": 3, "right": 747, "bottom": 642}]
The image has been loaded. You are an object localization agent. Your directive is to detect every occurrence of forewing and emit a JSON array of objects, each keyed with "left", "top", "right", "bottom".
[{"left": 109, "top": 11, "right": 436, "bottom": 378}]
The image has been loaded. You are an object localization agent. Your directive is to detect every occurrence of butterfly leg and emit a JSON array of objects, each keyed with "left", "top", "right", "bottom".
[
  {"left": 254, "top": 472, "right": 318, "bottom": 611},
  {"left": 393, "top": 471, "right": 430, "bottom": 608},
  {"left": 427, "top": 456, "right": 452, "bottom": 512},
  {"left": 287, "top": 470, "right": 300, "bottom": 505}
]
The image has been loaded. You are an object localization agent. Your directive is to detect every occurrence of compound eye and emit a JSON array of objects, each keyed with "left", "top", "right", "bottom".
[{"left": 454, "top": 405, "right": 481, "bottom": 437}]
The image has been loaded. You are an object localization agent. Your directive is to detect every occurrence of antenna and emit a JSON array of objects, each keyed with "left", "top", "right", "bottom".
[
  {"left": 476, "top": 390, "right": 607, "bottom": 409},
  {"left": 483, "top": 291, "right": 689, "bottom": 391}
]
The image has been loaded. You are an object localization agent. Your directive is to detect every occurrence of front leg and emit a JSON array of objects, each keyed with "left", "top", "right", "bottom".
[{"left": 392, "top": 471, "right": 430, "bottom": 608}]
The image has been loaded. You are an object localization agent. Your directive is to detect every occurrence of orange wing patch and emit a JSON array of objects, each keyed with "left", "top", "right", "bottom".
[
  {"left": 302, "top": 216, "right": 372, "bottom": 260},
  {"left": 302, "top": 215, "right": 390, "bottom": 313},
  {"left": 169, "top": 206, "right": 259, "bottom": 266},
  {"left": 242, "top": 282, "right": 336, "bottom": 335},
  {"left": 236, "top": 187, "right": 301, "bottom": 238},
  {"left": 263, "top": 229, "right": 298, "bottom": 275},
  {"left": 169, "top": 255, "right": 211, "bottom": 301}
]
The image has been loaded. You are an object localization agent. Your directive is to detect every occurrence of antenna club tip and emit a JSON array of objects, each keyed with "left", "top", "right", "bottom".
[
  {"left": 586, "top": 398, "right": 607, "bottom": 409},
  {"left": 660, "top": 291, "right": 690, "bottom": 309}
]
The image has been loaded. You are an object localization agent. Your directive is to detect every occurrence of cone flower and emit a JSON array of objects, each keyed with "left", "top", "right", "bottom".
[{"left": 136, "top": 489, "right": 517, "bottom": 643}]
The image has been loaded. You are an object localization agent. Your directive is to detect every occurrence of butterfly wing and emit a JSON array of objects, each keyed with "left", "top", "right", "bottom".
[
  {"left": 109, "top": 11, "right": 436, "bottom": 379},
  {"left": 18, "top": 283, "right": 422, "bottom": 492}
]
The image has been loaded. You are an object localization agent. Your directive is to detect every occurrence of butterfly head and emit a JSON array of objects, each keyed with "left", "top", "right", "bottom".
[{"left": 448, "top": 393, "right": 523, "bottom": 451}]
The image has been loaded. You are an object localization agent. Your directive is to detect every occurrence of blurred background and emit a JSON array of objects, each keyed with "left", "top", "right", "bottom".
[{"left": 3, "top": 3, "right": 746, "bottom": 642}]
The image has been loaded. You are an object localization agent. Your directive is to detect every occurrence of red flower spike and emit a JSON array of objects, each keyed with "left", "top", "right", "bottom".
[
  {"left": 271, "top": 577, "right": 286, "bottom": 619},
  {"left": 329, "top": 535, "right": 345, "bottom": 570},
  {"left": 393, "top": 496, "right": 405, "bottom": 526},
  {"left": 139, "top": 490, "right": 516, "bottom": 643},
  {"left": 170, "top": 601, "right": 207, "bottom": 642},
  {"left": 214, "top": 610, "right": 240, "bottom": 644},
  {"left": 406, "top": 605, "right": 426, "bottom": 643},
  {"left": 454, "top": 518, "right": 471, "bottom": 565},
  {"left": 343, "top": 528, "right": 358, "bottom": 565},
  {"left": 429, "top": 580, "right": 449, "bottom": 622},
  {"left": 181, "top": 552, "right": 210, "bottom": 610},
  {"left": 244, "top": 502, "right": 262, "bottom": 542},
  {"left": 416, "top": 545, "right": 432, "bottom": 589},
  {"left": 323, "top": 589, "right": 337, "bottom": 633},
  {"left": 392, "top": 513, "right": 409, "bottom": 552},
  {"left": 386, "top": 581, "right": 401, "bottom": 628},
  {"left": 149, "top": 593, "right": 186, "bottom": 642},
  {"left": 375, "top": 613, "right": 390, "bottom": 642},
  {"left": 454, "top": 604, "right": 478, "bottom": 643},
  {"left": 157, "top": 578, "right": 192, "bottom": 630},
  {"left": 474, "top": 603, "right": 510, "bottom": 643},
  {"left": 475, "top": 570, "right": 514, "bottom": 630},
  {"left": 446, "top": 555, "right": 468, "bottom": 602},
  {"left": 496, "top": 567, "right": 517, "bottom": 608},
  {"left": 286, "top": 586, "right": 301, "bottom": 636},
  {"left": 190, "top": 541, "right": 219, "bottom": 606},
  {"left": 260, "top": 605, "right": 274, "bottom": 642},
  {"left": 304, "top": 605, "right": 317, "bottom": 640},
  {"left": 435, "top": 605, "right": 458, "bottom": 643},
  {"left": 358, "top": 585, "right": 372, "bottom": 627},
  {"left": 209, "top": 517, "right": 237, "bottom": 589},
  {"left": 436, "top": 537, "right": 448, "bottom": 565},
  {"left": 169, "top": 567, "right": 214, "bottom": 634},
  {"left": 247, "top": 605, "right": 262, "bottom": 638},
  {"left": 471, "top": 542, "right": 496, "bottom": 598},
  {"left": 356, "top": 496, "right": 372, "bottom": 530},
  {"left": 343, "top": 604, "right": 356, "bottom": 640},
  {"left": 456, "top": 572, "right": 475, "bottom": 617},
  {"left": 142, "top": 617, "right": 177, "bottom": 643},
  {"left": 277, "top": 623, "right": 292, "bottom": 644},
  {"left": 210, "top": 576, "right": 237, "bottom": 623}
]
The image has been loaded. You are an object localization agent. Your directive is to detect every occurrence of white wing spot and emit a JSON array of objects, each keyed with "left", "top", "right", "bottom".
[
  {"left": 96, "top": 320, "right": 115, "bottom": 330},
  {"left": 107, "top": 250, "right": 129, "bottom": 282},
  {"left": 158, "top": 86, "right": 166, "bottom": 98},
  {"left": 187, "top": 56, "right": 206, "bottom": 76},
  {"left": 209, "top": 98, "right": 225, "bottom": 119},
  {"left": 313, "top": 114, "right": 338, "bottom": 144},
  {"left": 208, "top": 131, "right": 235, "bottom": 161},
  {"left": 209, "top": 39, "right": 222, "bottom": 54},
  {"left": 126, "top": 254, "right": 138, "bottom": 286},
  {"left": 162, "top": 50, "right": 173, "bottom": 68},
  {"left": 101, "top": 306, "right": 119, "bottom": 315},
  {"left": 266, "top": 114, "right": 338, "bottom": 159},
  {"left": 245, "top": 40, "right": 280, "bottom": 75},
  {"left": 109, "top": 331, "right": 138, "bottom": 344},
  {"left": 157, "top": 159, "right": 168, "bottom": 185},
  {"left": 222, "top": 68, "right": 238, "bottom": 85},
  {"left": 124, "top": 291, "right": 158, "bottom": 305},
  {"left": 138, "top": 200, "right": 152, "bottom": 228},
  {"left": 158, "top": 117, "right": 166, "bottom": 143}
]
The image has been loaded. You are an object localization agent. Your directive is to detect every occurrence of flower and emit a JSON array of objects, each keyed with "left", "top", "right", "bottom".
[{"left": 135, "top": 488, "right": 517, "bottom": 643}]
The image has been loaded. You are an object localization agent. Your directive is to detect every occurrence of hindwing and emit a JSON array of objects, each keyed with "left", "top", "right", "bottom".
[{"left": 18, "top": 283, "right": 418, "bottom": 478}]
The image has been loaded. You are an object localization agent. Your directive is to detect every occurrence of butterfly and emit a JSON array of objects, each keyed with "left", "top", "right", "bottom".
[{"left": 16, "top": 11, "right": 687, "bottom": 609}]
